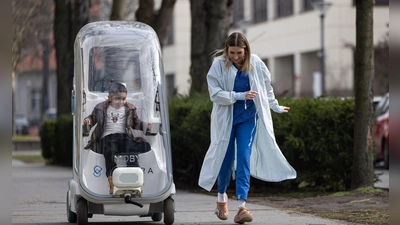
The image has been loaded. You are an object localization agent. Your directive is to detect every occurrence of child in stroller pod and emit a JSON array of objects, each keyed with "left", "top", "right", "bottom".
[{"left": 83, "top": 82, "right": 152, "bottom": 194}]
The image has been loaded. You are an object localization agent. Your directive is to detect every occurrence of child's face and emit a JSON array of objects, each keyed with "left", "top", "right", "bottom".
[{"left": 108, "top": 92, "right": 127, "bottom": 109}]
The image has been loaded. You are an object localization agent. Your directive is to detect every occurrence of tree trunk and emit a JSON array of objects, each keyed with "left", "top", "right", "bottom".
[
  {"left": 110, "top": 0, "right": 127, "bottom": 20},
  {"left": 351, "top": 0, "right": 375, "bottom": 189},
  {"left": 54, "top": 0, "right": 89, "bottom": 117},
  {"left": 153, "top": 0, "right": 176, "bottom": 47},
  {"left": 136, "top": 0, "right": 155, "bottom": 26},
  {"left": 189, "top": 0, "right": 233, "bottom": 94},
  {"left": 136, "top": 0, "right": 176, "bottom": 49},
  {"left": 54, "top": 0, "right": 73, "bottom": 117},
  {"left": 41, "top": 39, "right": 50, "bottom": 121}
]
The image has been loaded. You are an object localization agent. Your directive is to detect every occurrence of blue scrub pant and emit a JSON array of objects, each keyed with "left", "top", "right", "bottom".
[{"left": 217, "top": 117, "right": 257, "bottom": 201}]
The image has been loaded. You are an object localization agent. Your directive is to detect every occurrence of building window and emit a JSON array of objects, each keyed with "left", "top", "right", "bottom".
[
  {"left": 352, "top": 0, "right": 388, "bottom": 6},
  {"left": 303, "top": 0, "right": 314, "bottom": 12},
  {"left": 375, "top": 0, "right": 389, "bottom": 5},
  {"left": 276, "top": 0, "right": 293, "bottom": 18},
  {"left": 31, "top": 89, "right": 41, "bottom": 114},
  {"left": 262, "top": 58, "right": 269, "bottom": 68},
  {"left": 165, "top": 17, "right": 174, "bottom": 46},
  {"left": 232, "top": 0, "right": 244, "bottom": 28},
  {"left": 252, "top": 0, "right": 267, "bottom": 24},
  {"left": 165, "top": 73, "right": 175, "bottom": 98}
]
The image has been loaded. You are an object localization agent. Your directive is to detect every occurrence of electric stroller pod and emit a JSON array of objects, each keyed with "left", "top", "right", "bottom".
[{"left": 67, "top": 21, "right": 175, "bottom": 225}]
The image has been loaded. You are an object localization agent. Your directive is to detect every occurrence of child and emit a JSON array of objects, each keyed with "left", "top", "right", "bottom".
[{"left": 83, "top": 82, "right": 151, "bottom": 194}]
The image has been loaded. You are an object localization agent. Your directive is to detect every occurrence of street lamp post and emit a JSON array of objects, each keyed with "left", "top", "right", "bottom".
[{"left": 312, "top": 0, "right": 331, "bottom": 95}]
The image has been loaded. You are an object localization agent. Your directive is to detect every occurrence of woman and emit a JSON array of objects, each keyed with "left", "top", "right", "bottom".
[{"left": 198, "top": 32, "right": 296, "bottom": 224}]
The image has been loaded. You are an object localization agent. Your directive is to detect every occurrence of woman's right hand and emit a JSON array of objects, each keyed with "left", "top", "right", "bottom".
[{"left": 246, "top": 90, "right": 258, "bottom": 100}]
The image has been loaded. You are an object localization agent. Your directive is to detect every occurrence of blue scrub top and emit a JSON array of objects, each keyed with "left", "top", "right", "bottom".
[{"left": 233, "top": 64, "right": 256, "bottom": 125}]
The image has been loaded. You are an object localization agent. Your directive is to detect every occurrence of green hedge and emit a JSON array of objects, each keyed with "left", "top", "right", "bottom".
[
  {"left": 270, "top": 97, "right": 354, "bottom": 191},
  {"left": 40, "top": 96, "right": 355, "bottom": 191},
  {"left": 54, "top": 114, "right": 73, "bottom": 165},
  {"left": 40, "top": 114, "right": 73, "bottom": 165},
  {"left": 40, "top": 119, "right": 56, "bottom": 162},
  {"left": 168, "top": 93, "right": 213, "bottom": 187},
  {"left": 169, "top": 95, "right": 355, "bottom": 191}
]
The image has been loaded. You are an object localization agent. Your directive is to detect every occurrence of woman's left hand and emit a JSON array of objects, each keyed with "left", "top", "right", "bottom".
[{"left": 281, "top": 106, "right": 290, "bottom": 113}]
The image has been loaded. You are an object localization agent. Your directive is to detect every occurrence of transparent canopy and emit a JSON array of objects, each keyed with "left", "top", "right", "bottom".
[{"left": 73, "top": 21, "right": 171, "bottom": 197}]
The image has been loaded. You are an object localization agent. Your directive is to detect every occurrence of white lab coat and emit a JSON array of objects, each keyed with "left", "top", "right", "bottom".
[{"left": 198, "top": 54, "right": 297, "bottom": 191}]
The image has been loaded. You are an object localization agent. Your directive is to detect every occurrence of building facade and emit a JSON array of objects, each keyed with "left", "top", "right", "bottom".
[
  {"left": 15, "top": 0, "right": 389, "bottom": 126},
  {"left": 163, "top": 0, "right": 389, "bottom": 98}
]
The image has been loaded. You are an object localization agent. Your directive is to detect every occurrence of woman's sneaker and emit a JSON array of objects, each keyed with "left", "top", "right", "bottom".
[
  {"left": 215, "top": 194, "right": 229, "bottom": 220},
  {"left": 234, "top": 206, "right": 253, "bottom": 224}
]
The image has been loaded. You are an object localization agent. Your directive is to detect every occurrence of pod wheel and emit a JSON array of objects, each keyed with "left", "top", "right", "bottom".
[
  {"left": 383, "top": 143, "right": 389, "bottom": 169},
  {"left": 76, "top": 198, "right": 88, "bottom": 225},
  {"left": 151, "top": 212, "right": 162, "bottom": 221},
  {"left": 163, "top": 196, "right": 174, "bottom": 225}
]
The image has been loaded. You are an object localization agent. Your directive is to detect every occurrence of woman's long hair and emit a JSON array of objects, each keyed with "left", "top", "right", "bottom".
[{"left": 212, "top": 32, "right": 251, "bottom": 74}]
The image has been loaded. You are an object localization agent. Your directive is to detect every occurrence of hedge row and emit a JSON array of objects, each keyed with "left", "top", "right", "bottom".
[
  {"left": 40, "top": 95, "right": 355, "bottom": 191},
  {"left": 40, "top": 114, "right": 73, "bottom": 166},
  {"left": 169, "top": 95, "right": 355, "bottom": 192}
]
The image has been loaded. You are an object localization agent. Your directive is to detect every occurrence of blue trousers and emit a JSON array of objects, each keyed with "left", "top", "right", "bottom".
[{"left": 217, "top": 116, "right": 257, "bottom": 201}]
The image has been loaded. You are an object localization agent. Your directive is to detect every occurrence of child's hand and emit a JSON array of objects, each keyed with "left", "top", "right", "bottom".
[{"left": 84, "top": 118, "right": 92, "bottom": 125}]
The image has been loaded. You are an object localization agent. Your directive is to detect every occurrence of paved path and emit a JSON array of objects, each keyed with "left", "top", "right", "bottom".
[
  {"left": 12, "top": 158, "right": 360, "bottom": 225},
  {"left": 374, "top": 168, "right": 389, "bottom": 189},
  {"left": 13, "top": 150, "right": 388, "bottom": 225}
]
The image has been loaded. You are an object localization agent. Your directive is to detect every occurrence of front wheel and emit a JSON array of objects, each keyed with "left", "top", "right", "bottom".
[
  {"left": 163, "top": 196, "right": 175, "bottom": 225},
  {"left": 77, "top": 198, "right": 88, "bottom": 225}
]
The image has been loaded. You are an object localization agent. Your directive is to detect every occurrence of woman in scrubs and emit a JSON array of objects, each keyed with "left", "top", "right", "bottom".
[{"left": 198, "top": 32, "right": 296, "bottom": 224}]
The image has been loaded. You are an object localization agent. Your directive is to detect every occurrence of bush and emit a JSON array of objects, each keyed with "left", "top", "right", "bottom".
[
  {"left": 54, "top": 114, "right": 73, "bottom": 165},
  {"left": 40, "top": 120, "right": 56, "bottom": 163},
  {"left": 168, "top": 95, "right": 355, "bottom": 191},
  {"left": 39, "top": 114, "right": 73, "bottom": 166},
  {"left": 271, "top": 97, "right": 355, "bottom": 191},
  {"left": 169, "top": 93, "right": 212, "bottom": 187}
]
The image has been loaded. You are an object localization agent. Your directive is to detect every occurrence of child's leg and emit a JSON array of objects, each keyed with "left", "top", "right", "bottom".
[
  {"left": 125, "top": 134, "right": 151, "bottom": 154},
  {"left": 101, "top": 134, "right": 119, "bottom": 177}
]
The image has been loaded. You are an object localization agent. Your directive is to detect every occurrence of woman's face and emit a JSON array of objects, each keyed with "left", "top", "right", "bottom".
[
  {"left": 228, "top": 46, "right": 245, "bottom": 65},
  {"left": 108, "top": 92, "right": 127, "bottom": 109}
]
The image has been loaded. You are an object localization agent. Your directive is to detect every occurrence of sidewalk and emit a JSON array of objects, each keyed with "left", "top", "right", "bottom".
[
  {"left": 173, "top": 189, "right": 354, "bottom": 225},
  {"left": 12, "top": 150, "right": 388, "bottom": 225}
]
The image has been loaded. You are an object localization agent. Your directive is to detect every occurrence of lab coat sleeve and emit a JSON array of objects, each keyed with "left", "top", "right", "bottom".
[
  {"left": 207, "top": 59, "right": 238, "bottom": 105},
  {"left": 260, "top": 60, "right": 284, "bottom": 113}
]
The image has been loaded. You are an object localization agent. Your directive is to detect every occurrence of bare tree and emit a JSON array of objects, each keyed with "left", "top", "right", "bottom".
[
  {"left": 12, "top": 0, "right": 53, "bottom": 131},
  {"left": 189, "top": 0, "right": 233, "bottom": 94},
  {"left": 351, "top": 0, "right": 375, "bottom": 189}
]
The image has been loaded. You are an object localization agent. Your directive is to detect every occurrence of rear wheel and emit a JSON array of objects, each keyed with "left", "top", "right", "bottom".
[
  {"left": 383, "top": 142, "right": 389, "bottom": 169},
  {"left": 163, "top": 196, "right": 175, "bottom": 225},
  {"left": 77, "top": 198, "right": 88, "bottom": 225},
  {"left": 66, "top": 191, "right": 77, "bottom": 223},
  {"left": 151, "top": 212, "right": 162, "bottom": 221}
]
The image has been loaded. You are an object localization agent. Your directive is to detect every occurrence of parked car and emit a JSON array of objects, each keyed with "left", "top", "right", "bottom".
[
  {"left": 373, "top": 96, "right": 382, "bottom": 112},
  {"left": 15, "top": 114, "right": 29, "bottom": 135},
  {"left": 373, "top": 93, "right": 389, "bottom": 169},
  {"left": 43, "top": 108, "right": 57, "bottom": 121}
]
